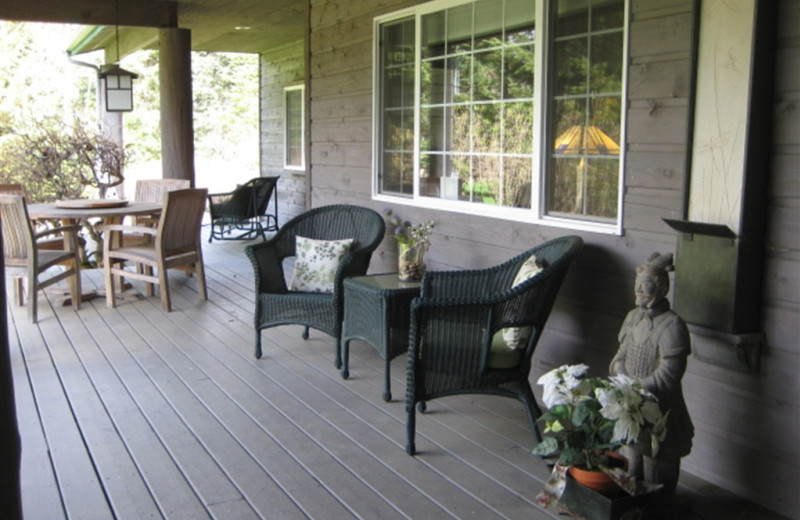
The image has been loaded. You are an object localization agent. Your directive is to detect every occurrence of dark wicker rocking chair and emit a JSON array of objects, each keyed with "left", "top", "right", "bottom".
[
  {"left": 207, "top": 176, "right": 279, "bottom": 242},
  {"left": 404, "top": 235, "right": 584, "bottom": 455},
  {"left": 245, "top": 204, "right": 385, "bottom": 367}
]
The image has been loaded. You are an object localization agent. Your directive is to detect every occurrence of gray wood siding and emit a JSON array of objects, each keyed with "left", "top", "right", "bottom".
[
  {"left": 304, "top": 0, "right": 800, "bottom": 517},
  {"left": 260, "top": 40, "right": 307, "bottom": 225}
]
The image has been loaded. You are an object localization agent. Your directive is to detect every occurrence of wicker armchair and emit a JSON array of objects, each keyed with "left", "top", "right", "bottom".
[
  {"left": 245, "top": 204, "right": 385, "bottom": 366},
  {"left": 207, "top": 176, "right": 279, "bottom": 242},
  {"left": 405, "top": 235, "right": 583, "bottom": 455}
]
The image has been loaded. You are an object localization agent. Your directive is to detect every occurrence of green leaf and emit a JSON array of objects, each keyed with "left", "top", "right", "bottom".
[{"left": 532, "top": 436, "right": 559, "bottom": 457}]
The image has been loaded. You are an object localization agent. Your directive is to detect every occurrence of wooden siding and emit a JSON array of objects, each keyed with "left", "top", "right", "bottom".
[
  {"left": 303, "top": 0, "right": 800, "bottom": 517},
  {"left": 260, "top": 40, "right": 307, "bottom": 225},
  {"left": 8, "top": 229, "right": 790, "bottom": 520}
]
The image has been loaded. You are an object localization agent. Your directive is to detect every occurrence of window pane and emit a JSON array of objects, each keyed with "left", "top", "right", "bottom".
[
  {"left": 504, "top": 44, "right": 534, "bottom": 98},
  {"left": 421, "top": 59, "right": 446, "bottom": 105},
  {"left": 590, "top": 32, "right": 624, "bottom": 94},
  {"left": 451, "top": 55, "right": 472, "bottom": 103},
  {"left": 422, "top": 11, "right": 446, "bottom": 58},
  {"left": 451, "top": 105, "right": 471, "bottom": 152},
  {"left": 470, "top": 156, "right": 500, "bottom": 203},
  {"left": 383, "top": 152, "right": 414, "bottom": 193},
  {"left": 503, "top": 101, "right": 533, "bottom": 154},
  {"left": 584, "top": 157, "right": 619, "bottom": 219},
  {"left": 473, "top": 103, "right": 501, "bottom": 153},
  {"left": 503, "top": 157, "right": 532, "bottom": 208},
  {"left": 421, "top": 106, "right": 446, "bottom": 152},
  {"left": 505, "top": 0, "right": 536, "bottom": 44},
  {"left": 447, "top": 4, "right": 474, "bottom": 54},
  {"left": 285, "top": 87, "right": 303, "bottom": 168},
  {"left": 475, "top": 0, "right": 503, "bottom": 49},
  {"left": 592, "top": 0, "right": 625, "bottom": 31},
  {"left": 548, "top": 0, "right": 623, "bottom": 222},
  {"left": 554, "top": 37, "right": 587, "bottom": 96},
  {"left": 380, "top": 17, "right": 415, "bottom": 194},
  {"left": 473, "top": 49, "right": 503, "bottom": 101},
  {"left": 556, "top": 0, "right": 589, "bottom": 37}
]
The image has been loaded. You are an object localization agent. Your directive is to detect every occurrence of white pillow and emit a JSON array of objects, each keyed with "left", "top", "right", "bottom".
[
  {"left": 289, "top": 236, "right": 354, "bottom": 293},
  {"left": 501, "top": 254, "right": 546, "bottom": 350}
]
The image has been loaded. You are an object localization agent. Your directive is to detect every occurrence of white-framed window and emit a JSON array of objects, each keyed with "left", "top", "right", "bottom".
[
  {"left": 373, "top": 0, "right": 627, "bottom": 234},
  {"left": 284, "top": 84, "right": 305, "bottom": 171}
]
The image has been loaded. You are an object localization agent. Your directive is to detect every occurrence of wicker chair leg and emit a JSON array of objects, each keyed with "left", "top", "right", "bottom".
[
  {"left": 406, "top": 402, "right": 417, "bottom": 455},
  {"left": 383, "top": 357, "right": 392, "bottom": 402},
  {"left": 520, "top": 387, "right": 544, "bottom": 443},
  {"left": 335, "top": 337, "right": 342, "bottom": 369},
  {"left": 341, "top": 339, "right": 350, "bottom": 379},
  {"left": 254, "top": 330, "right": 262, "bottom": 359},
  {"left": 302, "top": 326, "right": 309, "bottom": 340}
]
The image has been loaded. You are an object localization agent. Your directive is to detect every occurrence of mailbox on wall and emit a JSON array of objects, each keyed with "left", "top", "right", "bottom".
[{"left": 663, "top": 218, "right": 763, "bottom": 373}]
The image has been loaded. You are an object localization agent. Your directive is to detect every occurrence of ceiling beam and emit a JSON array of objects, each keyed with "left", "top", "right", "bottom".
[{"left": 0, "top": 0, "right": 177, "bottom": 28}]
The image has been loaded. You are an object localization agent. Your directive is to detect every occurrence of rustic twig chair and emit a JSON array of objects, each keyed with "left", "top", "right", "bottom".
[
  {"left": 404, "top": 235, "right": 584, "bottom": 455},
  {"left": 207, "top": 176, "right": 279, "bottom": 242},
  {"left": 0, "top": 194, "right": 82, "bottom": 323},
  {"left": 245, "top": 204, "right": 385, "bottom": 366},
  {"left": 99, "top": 188, "right": 208, "bottom": 312}
]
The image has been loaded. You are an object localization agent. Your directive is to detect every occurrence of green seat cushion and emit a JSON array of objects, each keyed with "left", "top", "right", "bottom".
[{"left": 489, "top": 330, "right": 524, "bottom": 369}]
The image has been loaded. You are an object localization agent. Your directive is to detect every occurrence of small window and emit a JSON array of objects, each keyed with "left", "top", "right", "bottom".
[{"left": 284, "top": 85, "right": 305, "bottom": 170}]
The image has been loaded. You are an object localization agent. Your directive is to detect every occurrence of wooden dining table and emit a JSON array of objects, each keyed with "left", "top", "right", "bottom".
[{"left": 26, "top": 199, "right": 163, "bottom": 303}]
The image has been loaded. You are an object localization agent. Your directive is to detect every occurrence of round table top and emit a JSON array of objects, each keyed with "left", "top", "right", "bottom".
[{"left": 27, "top": 201, "right": 163, "bottom": 220}]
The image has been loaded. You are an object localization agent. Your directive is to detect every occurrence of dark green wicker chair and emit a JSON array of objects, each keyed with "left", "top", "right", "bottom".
[
  {"left": 245, "top": 204, "right": 385, "bottom": 366},
  {"left": 208, "top": 176, "right": 279, "bottom": 242},
  {"left": 405, "top": 235, "right": 583, "bottom": 455}
]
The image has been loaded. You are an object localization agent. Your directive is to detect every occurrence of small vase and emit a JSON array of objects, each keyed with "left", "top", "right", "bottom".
[{"left": 398, "top": 243, "right": 426, "bottom": 281}]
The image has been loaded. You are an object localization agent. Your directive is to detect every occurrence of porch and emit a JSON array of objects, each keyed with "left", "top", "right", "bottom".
[{"left": 7, "top": 226, "right": 786, "bottom": 520}]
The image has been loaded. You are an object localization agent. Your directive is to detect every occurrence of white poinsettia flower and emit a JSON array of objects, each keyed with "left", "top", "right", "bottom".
[
  {"left": 596, "top": 387, "right": 623, "bottom": 419},
  {"left": 536, "top": 365, "right": 565, "bottom": 387},
  {"left": 641, "top": 400, "right": 663, "bottom": 424},
  {"left": 564, "top": 364, "right": 589, "bottom": 388},
  {"left": 541, "top": 385, "right": 570, "bottom": 409},
  {"left": 612, "top": 409, "right": 642, "bottom": 444}
]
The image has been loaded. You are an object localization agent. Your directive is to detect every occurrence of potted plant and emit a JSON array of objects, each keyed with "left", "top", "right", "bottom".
[
  {"left": 533, "top": 364, "right": 668, "bottom": 496},
  {"left": 383, "top": 208, "right": 435, "bottom": 281}
]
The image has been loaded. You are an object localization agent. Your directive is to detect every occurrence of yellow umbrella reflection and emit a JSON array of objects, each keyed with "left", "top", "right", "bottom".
[{"left": 553, "top": 125, "right": 620, "bottom": 213}]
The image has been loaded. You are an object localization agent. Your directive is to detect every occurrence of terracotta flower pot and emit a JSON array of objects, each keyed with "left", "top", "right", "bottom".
[{"left": 568, "top": 452, "right": 628, "bottom": 498}]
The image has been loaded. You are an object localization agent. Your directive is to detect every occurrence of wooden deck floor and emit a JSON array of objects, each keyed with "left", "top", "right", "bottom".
[{"left": 7, "top": 227, "right": 788, "bottom": 520}]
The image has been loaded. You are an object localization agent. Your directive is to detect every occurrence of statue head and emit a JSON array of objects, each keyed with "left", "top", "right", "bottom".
[{"left": 634, "top": 252, "right": 674, "bottom": 308}]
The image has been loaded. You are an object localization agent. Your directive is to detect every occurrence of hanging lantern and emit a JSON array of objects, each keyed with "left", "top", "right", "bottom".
[{"left": 99, "top": 63, "right": 138, "bottom": 112}]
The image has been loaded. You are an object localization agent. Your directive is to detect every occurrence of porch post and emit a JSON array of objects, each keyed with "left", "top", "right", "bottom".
[{"left": 159, "top": 28, "right": 195, "bottom": 185}]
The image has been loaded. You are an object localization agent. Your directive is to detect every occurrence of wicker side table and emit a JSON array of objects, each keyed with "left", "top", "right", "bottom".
[{"left": 342, "top": 273, "right": 422, "bottom": 401}]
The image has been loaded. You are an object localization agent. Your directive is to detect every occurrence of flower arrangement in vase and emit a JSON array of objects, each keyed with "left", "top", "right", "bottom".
[
  {"left": 533, "top": 364, "right": 668, "bottom": 496},
  {"left": 383, "top": 208, "right": 435, "bottom": 281}
]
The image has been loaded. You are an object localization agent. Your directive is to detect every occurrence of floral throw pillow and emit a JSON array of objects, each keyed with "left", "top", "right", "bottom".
[
  {"left": 289, "top": 236, "right": 354, "bottom": 293},
  {"left": 500, "top": 254, "right": 546, "bottom": 350}
]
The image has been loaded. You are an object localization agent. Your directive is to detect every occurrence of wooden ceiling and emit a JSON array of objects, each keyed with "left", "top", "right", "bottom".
[{"left": 0, "top": 0, "right": 305, "bottom": 55}]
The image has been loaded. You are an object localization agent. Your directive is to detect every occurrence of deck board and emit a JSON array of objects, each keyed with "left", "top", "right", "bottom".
[{"left": 6, "top": 226, "right": 789, "bottom": 520}]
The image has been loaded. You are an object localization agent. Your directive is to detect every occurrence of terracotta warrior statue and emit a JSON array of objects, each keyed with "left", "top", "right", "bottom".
[{"left": 609, "top": 252, "right": 694, "bottom": 494}]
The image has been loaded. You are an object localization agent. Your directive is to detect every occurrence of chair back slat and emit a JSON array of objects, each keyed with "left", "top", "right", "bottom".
[
  {"left": 135, "top": 179, "right": 191, "bottom": 203},
  {"left": 0, "top": 195, "right": 35, "bottom": 261},
  {"left": 158, "top": 188, "right": 208, "bottom": 253}
]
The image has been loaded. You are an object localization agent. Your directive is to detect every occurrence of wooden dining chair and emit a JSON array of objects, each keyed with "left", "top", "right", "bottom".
[
  {"left": 0, "top": 194, "right": 82, "bottom": 323},
  {"left": 123, "top": 178, "right": 192, "bottom": 246},
  {"left": 99, "top": 188, "right": 208, "bottom": 312}
]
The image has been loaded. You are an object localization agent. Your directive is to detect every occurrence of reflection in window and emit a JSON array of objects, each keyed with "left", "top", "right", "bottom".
[{"left": 375, "top": 0, "right": 626, "bottom": 229}]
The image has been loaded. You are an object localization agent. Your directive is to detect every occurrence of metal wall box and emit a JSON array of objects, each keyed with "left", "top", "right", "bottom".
[{"left": 663, "top": 219, "right": 758, "bottom": 334}]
